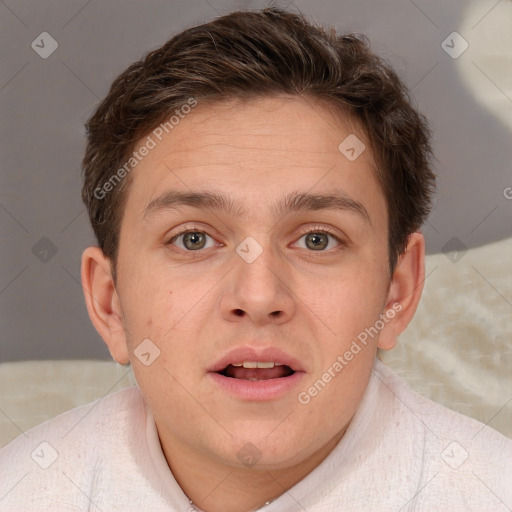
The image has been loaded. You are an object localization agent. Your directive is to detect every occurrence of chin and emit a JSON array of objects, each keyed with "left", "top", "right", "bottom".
[{"left": 211, "top": 434, "right": 309, "bottom": 471}]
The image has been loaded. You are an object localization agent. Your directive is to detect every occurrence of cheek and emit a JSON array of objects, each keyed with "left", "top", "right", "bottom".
[
  {"left": 121, "top": 268, "right": 209, "bottom": 369},
  {"left": 118, "top": 272, "right": 174, "bottom": 360},
  {"left": 314, "top": 269, "right": 387, "bottom": 336}
]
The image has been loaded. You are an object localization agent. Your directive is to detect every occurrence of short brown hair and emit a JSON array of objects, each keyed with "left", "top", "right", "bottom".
[{"left": 81, "top": 7, "right": 435, "bottom": 284}]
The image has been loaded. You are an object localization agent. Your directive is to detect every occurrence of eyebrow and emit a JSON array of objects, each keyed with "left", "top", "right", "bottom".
[{"left": 142, "top": 189, "right": 371, "bottom": 225}]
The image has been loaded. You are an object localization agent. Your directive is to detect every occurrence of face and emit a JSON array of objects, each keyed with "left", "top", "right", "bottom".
[{"left": 107, "top": 96, "right": 395, "bottom": 470}]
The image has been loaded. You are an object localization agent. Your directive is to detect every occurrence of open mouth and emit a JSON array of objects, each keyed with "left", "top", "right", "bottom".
[
  {"left": 209, "top": 357, "right": 304, "bottom": 399},
  {"left": 217, "top": 363, "right": 295, "bottom": 381}
]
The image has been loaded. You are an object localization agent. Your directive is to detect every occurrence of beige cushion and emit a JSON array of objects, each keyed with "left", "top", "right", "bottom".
[
  {"left": 1, "top": 237, "right": 511, "bottom": 449},
  {"left": 0, "top": 361, "right": 136, "bottom": 448},
  {"left": 379, "top": 236, "right": 512, "bottom": 439}
]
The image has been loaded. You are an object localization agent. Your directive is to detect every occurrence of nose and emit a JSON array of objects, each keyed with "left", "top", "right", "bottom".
[{"left": 220, "top": 242, "right": 296, "bottom": 326}]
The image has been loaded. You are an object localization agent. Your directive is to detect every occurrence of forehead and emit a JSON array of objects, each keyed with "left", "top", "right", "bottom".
[{"left": 122, "top": 95, "right": 385, "bottom": 225}]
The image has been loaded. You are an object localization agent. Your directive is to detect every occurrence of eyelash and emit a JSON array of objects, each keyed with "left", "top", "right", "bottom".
[{"left": 165, "top": 225, "right": 344, "bottom": 255}]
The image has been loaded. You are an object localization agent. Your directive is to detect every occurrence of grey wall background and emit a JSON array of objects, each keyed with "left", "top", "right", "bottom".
[{"left": 1, "top": 0, "right": 511, "bottom": 362}]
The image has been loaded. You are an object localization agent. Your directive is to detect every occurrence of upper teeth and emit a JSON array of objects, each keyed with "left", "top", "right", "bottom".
[{"left": 231, "top": 361, "right": 283, "bottom": 369}]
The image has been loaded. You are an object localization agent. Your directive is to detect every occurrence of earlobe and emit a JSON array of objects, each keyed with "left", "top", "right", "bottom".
[
  {"left": 377, "top": 232, "right": 426, "bottom": 350},
  {"left": 80, "top": 246, "right": 130, "bottom": 364}
]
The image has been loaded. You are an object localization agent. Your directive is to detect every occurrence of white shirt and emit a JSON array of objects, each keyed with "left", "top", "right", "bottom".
[{"left": 1, "top": 357, "right": 511, "bottom": 511}]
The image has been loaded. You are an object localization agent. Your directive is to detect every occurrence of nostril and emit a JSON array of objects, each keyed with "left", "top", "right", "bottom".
[{"left": 234, "top": 309, "right": 244, "bottom": 317}]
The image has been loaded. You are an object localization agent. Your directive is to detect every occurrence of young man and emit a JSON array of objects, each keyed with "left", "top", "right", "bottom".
[{"left": 1, "top": 7, "right": 510, "bottom": 512}]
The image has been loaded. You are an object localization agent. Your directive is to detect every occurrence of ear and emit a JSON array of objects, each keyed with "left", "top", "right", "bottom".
[
  {"left": 80, "top": 246, "right": 130, "bottom": 364},
  {"left": 377, "top": 232, "right": 425, "bottom": 350}
]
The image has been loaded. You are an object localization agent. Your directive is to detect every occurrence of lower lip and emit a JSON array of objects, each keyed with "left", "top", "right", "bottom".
[{"left": 208, "top": 371, "right": 305, "bottom": 401}]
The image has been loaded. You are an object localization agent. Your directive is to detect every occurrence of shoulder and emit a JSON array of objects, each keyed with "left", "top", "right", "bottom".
[
  {"left": 372, "top": 359, "right": 512, "bottom": 509},
  {"left": 0, "top": 385, "right": 146, "bottom": 510},
  {"left": 372, "top": 358, "right": 512, "bottom": 446}
]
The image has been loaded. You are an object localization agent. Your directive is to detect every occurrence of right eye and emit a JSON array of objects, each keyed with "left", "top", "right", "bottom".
[{"left": 166, "top": 230, "right": 218, "bottom": 251}]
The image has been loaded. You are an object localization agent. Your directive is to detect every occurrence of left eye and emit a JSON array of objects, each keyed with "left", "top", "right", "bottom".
[{"left": 293, "top": 231, "right": 340, "bottom": 251}]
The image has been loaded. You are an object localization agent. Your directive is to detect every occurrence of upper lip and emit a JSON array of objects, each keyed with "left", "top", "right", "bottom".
[{"left": 208, "top": 346, "right": 305, "bottom": 373}]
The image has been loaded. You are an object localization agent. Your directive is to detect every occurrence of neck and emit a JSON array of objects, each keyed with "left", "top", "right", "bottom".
[{"left": 157, "top": 426, "right": 348, "bottom": 512}]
